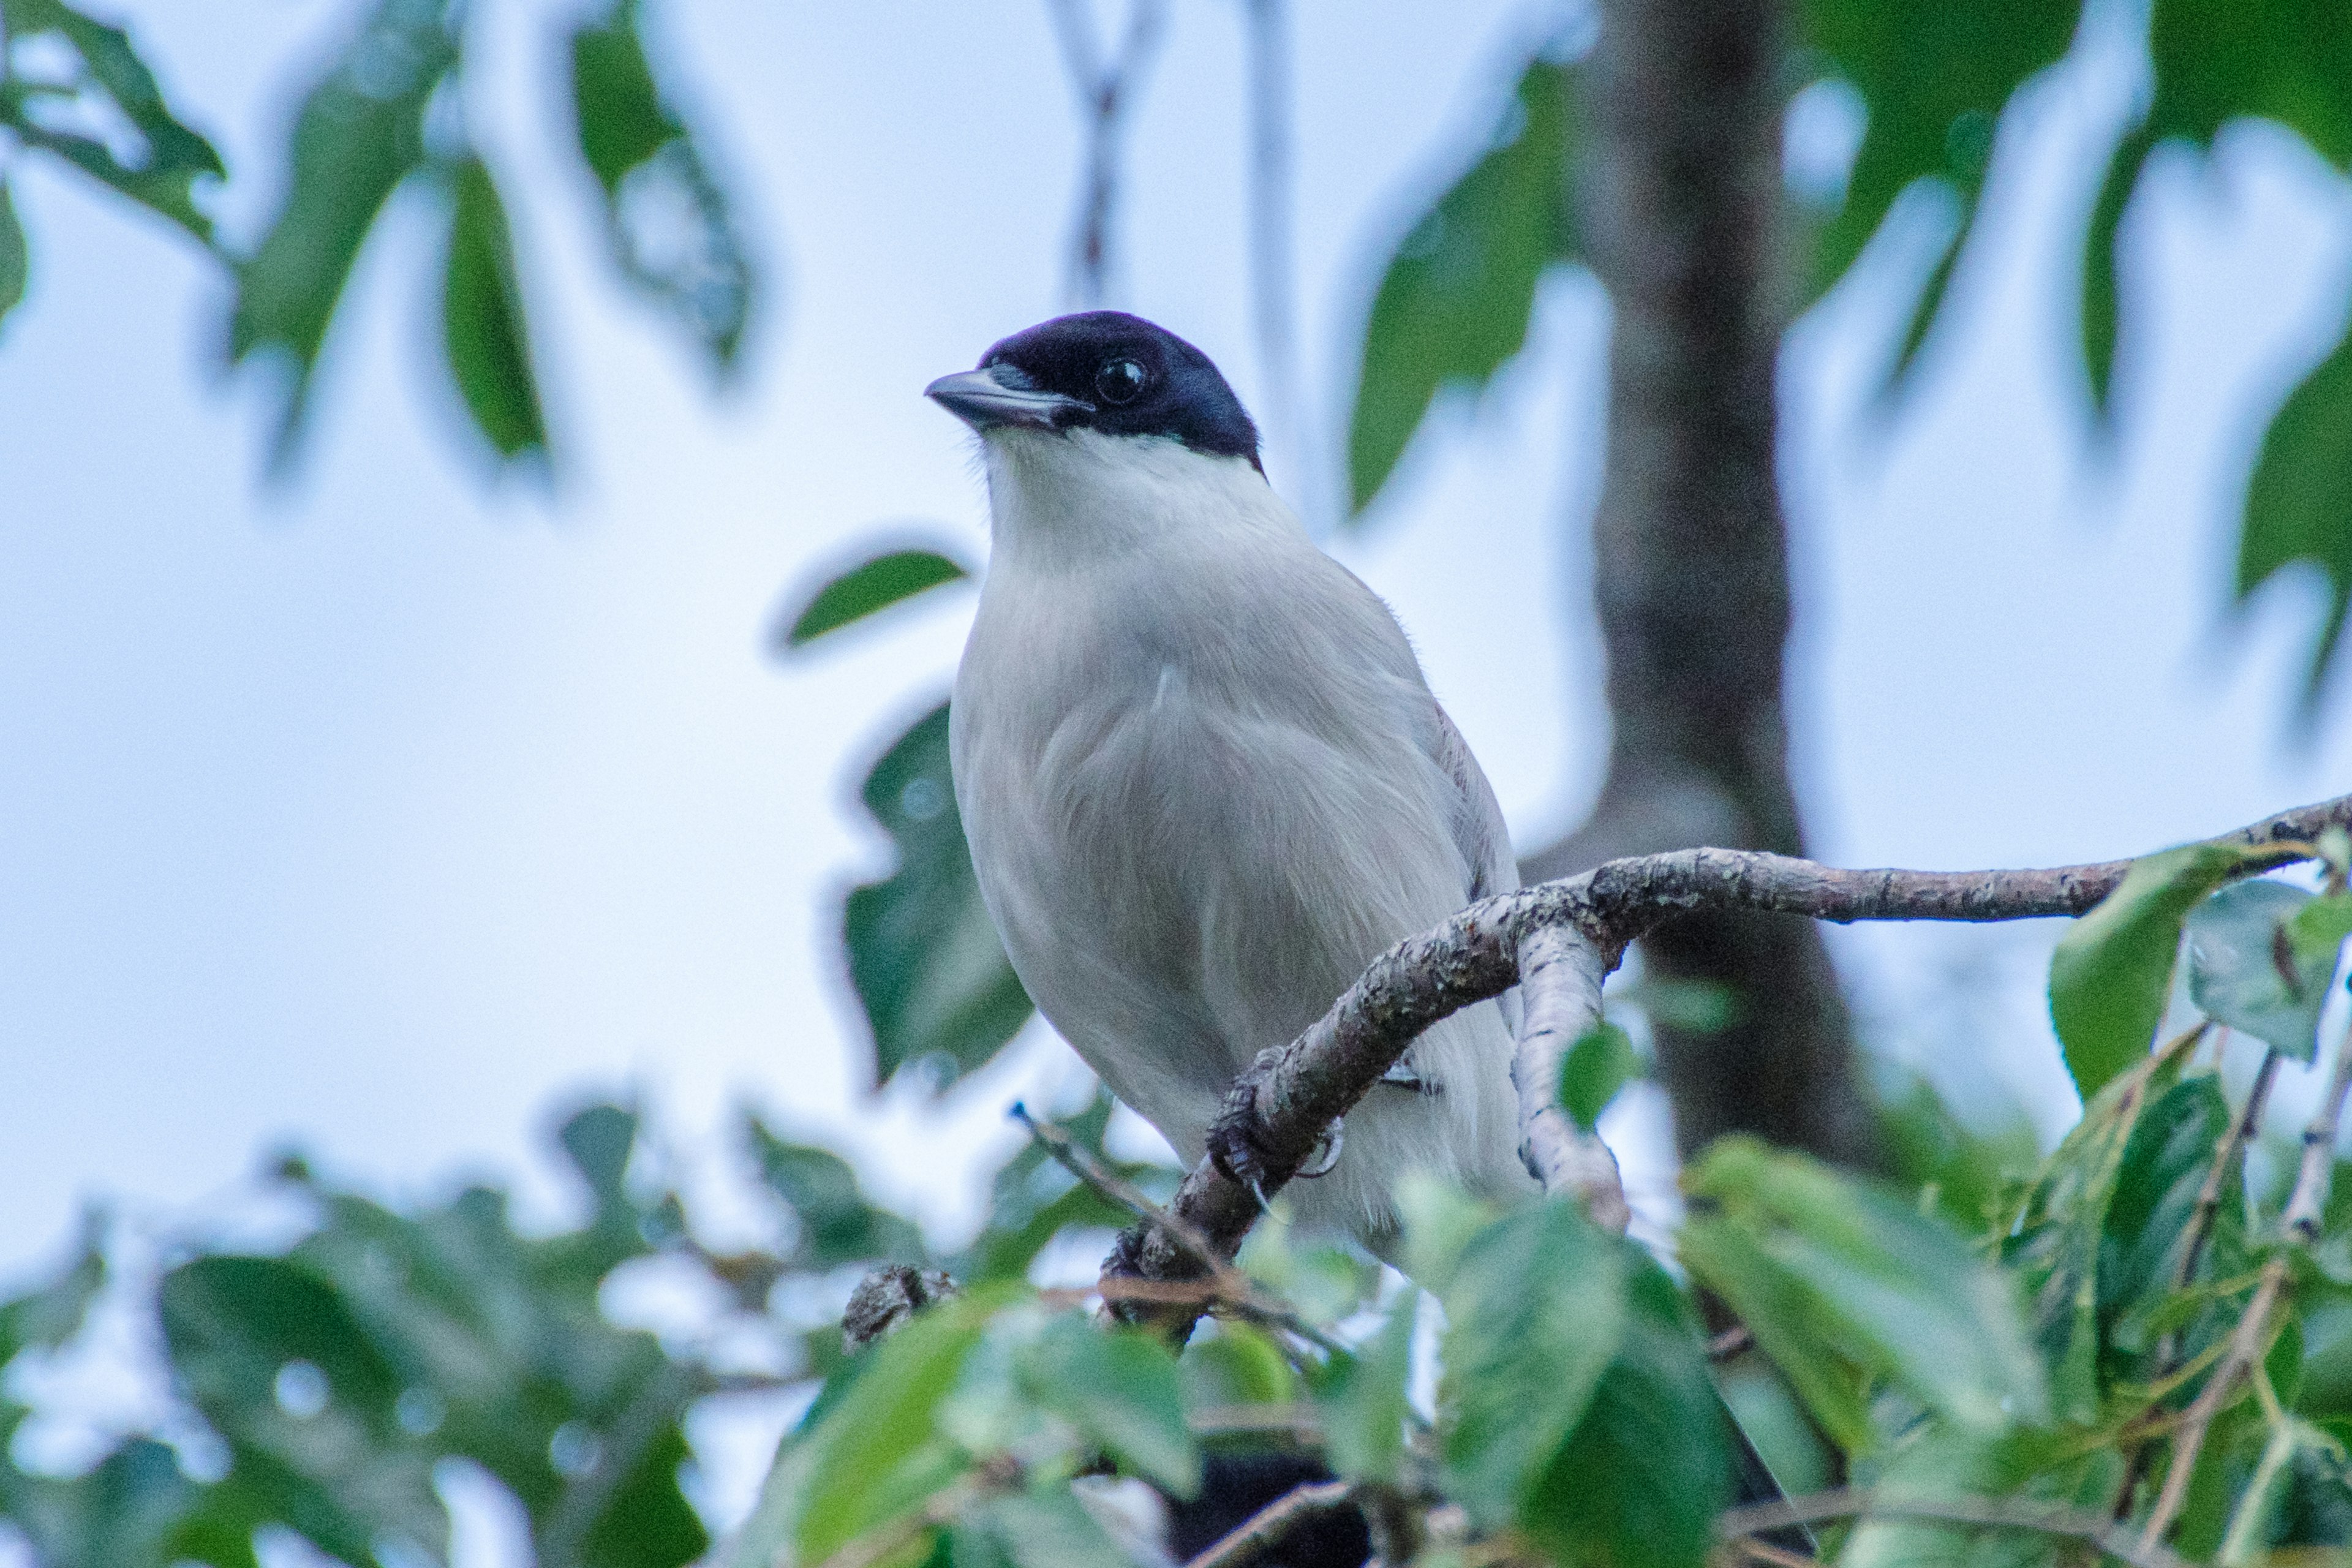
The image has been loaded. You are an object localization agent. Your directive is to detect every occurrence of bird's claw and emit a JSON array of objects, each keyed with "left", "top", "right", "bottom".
[{"left": 1297, "top": 1119, "right": 1344, "bottom": 1178}]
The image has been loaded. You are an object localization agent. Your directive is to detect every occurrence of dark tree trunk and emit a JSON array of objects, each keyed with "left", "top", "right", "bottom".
[{"left": 1523, "top": 0, "right": 1880, "bottom": 1167}]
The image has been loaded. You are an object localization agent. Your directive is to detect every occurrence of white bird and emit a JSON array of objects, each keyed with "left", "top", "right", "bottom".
[{"left": 930, "top": 311, "right": 1538, "bottom": 1251}]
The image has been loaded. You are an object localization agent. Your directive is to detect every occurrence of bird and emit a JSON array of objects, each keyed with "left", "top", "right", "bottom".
[{"left": 927, "top": 309, "right": 1539, "bottom": 1253}]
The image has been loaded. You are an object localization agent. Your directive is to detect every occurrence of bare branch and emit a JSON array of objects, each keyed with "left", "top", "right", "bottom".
[
  {"left": 1181, "top": 1479, "right": 1359, "bottom": 1568},
  {"left": 1720, "top": 1487, "right": 2192, "bottom": 1568},
  {"left": 1512, "top": 925, "right": 1629, "bottom": 1230},
  {"left": 1044, "top": 0, "right": 1167, "bottom": 304},
  {"left": 1242, "top": 0, "right": 1300, "bottom": 484},
  {"left": 1104, "top": 793, "right": 2352, "bottom": 1314}
]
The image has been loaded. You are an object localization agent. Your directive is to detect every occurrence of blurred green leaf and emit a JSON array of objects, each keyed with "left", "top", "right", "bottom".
[
  {"left": 0, "top": 1211, "right": 105, "bottom": 1365},
  {"left": 569, "top": 0, "right": 753, "bottom": 369},
  {"left": 1683, "top": 1137, "right": 2048, "bottom": 1448},
  {"left": 228, "top": 0, "right": 458, "bottom": 464},
  {"left": 0, "top": 182, "right": 27, "bottom": 331},
  {"left": 1796, "top": 0, "right": 2076, "bottom": 388},
  {"left": 1317, "top": 1292, "right": 1416, "bottom": 1485},
  {"left": 1179, "top": 1324, "right": 1297, "bottom": 1416},
  {"left": 1559, "top": 1021, "right": 1640, "bottom": 1132},
  {"left": 443, "top": 155, "right": 548, "bottom": 462},
  {"left": 1347, "top": 52, "right": 1578, "bottom": 517},
  {"left": 2049, "top": 842, "right": 2266, "bottom": 1100},
  {"left": 1521, "top": 1257, "right": 1728, "bottom": 1568},
  {"left": 744, "top": 1115, "right": 928, "bottom": 1270},
  {"left": 2080, "top": 122, "right": 2154, "bottom": 421},
  {"left": 844, "top": 703, "right": 1033, "bottom": 1089},
  {"left": 0, "top": 0, "right": 224, "bottom": 239},
  {"left": 1020, "top": 1314, "right": 1198, "bottom": 1496},
  {"left": 2098, "top": 1076, "right": 2230, "bottom": 1359},
  {"left": 1438, "top": 1199, "right": 1626, "bottom": 1529},
  {"left": 796, "top": 1300, "right": 990, "bottom": 1564},
  {"left": 2239, "top": 314, "right": 2352, "bottom": 707},
  {"left": 2188, "top": 880, "right": 2345, "bottom": 1060},
  {"left": 974, "top": 1488, "right": 1131, "bottom": 1568},
  {"left": 780, "top": 549, "right": 972, "bottom": 651}
]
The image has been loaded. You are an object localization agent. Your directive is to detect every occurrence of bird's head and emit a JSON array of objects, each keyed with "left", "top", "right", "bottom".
[{"left": 925, "top": 311, "right": 1261, "bottom": 474}]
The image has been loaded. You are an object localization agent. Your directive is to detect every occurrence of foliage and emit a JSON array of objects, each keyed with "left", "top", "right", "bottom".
[
  {"left": 9, "top": 846, "right": 2352, "bottom": 1566},
  {"left": 0, "top": 0, "right": 748, "bottom": 469}
]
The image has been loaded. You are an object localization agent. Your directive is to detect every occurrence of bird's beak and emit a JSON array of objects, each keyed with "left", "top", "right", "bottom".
[{"left": 924, "top": 367, "right": 1085, "bottom": 432}]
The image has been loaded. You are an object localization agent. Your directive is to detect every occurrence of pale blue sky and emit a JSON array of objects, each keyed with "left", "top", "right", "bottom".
[{"left": 3, "top": 0, "right": 2351, "bottom": 1485}]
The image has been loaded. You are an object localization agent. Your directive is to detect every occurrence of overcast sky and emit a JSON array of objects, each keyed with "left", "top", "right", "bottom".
[{"left": 4, "top": 0, "right": 2352, "bottom": 1547}]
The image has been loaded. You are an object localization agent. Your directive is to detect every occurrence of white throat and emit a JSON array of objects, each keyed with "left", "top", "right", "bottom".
[{"left": 980, "top": 427, "right": 1288, "bottom": 570}]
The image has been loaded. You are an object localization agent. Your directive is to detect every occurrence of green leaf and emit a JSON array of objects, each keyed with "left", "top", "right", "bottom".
[
  {"left": 0, "top": 1210, "right": 106, "bottom": 1366},
  {"left": 1439, "top": 1199, "right": 1627, "bottom": 1529},
  {"left": 2239, "top": 311, "right": 2352, "bottom": 708},
  {"left": 569, "top": 0, "right": 753, "bottom": 369},
  {"left": 2098, "top": 1076, "right": 2231, "bottom": 1343},
  {"left": 1559, "top": 1020, "right": 1640, "bottom": 1131},
  {"left": 976, "top": 1488, "right": 1133, "bottom": 1568},
  {"left": 442, "top": 156, "right": 548, "bottom": 462},
  {"left": 1521, "top": 1259, "right": 1728, "bottom": 1568},
  {"left": 1179, "top": 1324, "right": 1298, "bottom": 1415},
  {"left": 1796, "top": 0, "right": 2077, "bottom": 390},
  {"left": 2081, "top": 123, "right": 2154, "bottom": 422},
  {"left": 780, "top": 549, "right": 972, "bottom": 650},
  {"left": 0, "top": 181, "right": 27, "bottom": 333},
  {"left": 2188, "top": 880, "right": 2346, "bottom": 1060},
  {"left": 1682, "top": 1138, "right": 2049, "bottom": 1449},
  {"left": 0, "top": 0, "right": 224, "bottom": 239},
  {"left": 1019, "top": 1314, "right": 1199, "bottom": 1496},
  {"left": 844, "top": 703, "right": 1034, "bottom": 1088},
  {"left": 1346, "top": 53, "right": 1578, "bottom": 517},
  {"left": 2145, "top": 0, "right": 2352, "bottom": 167},
  {"left": 2049, "top": 842, "right": 2268, "bottom": 1099},
  {"left": 228, "top": 0, "right": 459, "bottom": 466},
  {"left": 796, "top": 1300, "right": 992, "bottom": 1564},
  {"left": 744, "top": 1115, "right": 929, "bottom": 1269},
  {"left": 1318, "top": 1292, "right": 1417, "bottom": 1484}
]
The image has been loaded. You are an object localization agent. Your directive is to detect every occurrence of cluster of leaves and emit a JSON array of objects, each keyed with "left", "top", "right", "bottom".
[
  {"left": 730, "top": 837, "right": 2352, "bottom": 1568},
  {"left": 0, "top": 1087, "right": 1164, "bottom": 1568},
  {"left": 13, "top": 830, "right": 2352, "bottom": 1568},
  {"left": 1345, "top": 0, "right": 2352, "bottom": 705},
  {"left": 0, "top": 0, "right": 751, "bottom": 469}
]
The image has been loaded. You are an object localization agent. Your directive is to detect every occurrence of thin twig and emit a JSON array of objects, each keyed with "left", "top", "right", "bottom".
[
  {"left": 1709, "top": 1325, "right": 1757, "bottom": 1362},
  {"left": 1182, "top": 1479, "right": 1359, "bottom": 1568},
  {"left": 1720, "top": 1487, "right": 2190, "bottom": 1568},
  {"left": 2174, "top": 1038, "right": 2276, "bottom": 1293},
  {"left": 1243, "top": 0, "right": 1300, "bottom": 488},
  {"left": 1016, "top": 1105, "right": 1344, "bottom": 1353},
  {"left": 1043, "top": 0, "right": 1166, "bottom": 304},
  {"left": 2139, "top": 1015, "right": 2352, "bottom": 1549}
]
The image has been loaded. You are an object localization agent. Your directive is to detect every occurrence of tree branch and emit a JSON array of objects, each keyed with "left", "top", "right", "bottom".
[
  {"left": 1180, "top": 1479, "right": 1359, "bottom": 1568},
  {"left": 1719, "top": 1487, "right": 2192, "bottom": 1568},
  {"left": 1104, "top": 793, "right": 2352, "bottom": 1306}
]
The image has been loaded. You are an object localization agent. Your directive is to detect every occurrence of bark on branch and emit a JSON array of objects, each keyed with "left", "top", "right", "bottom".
[{"left": 1106, "top": 792, "right": 2352, "bottom": 1296}]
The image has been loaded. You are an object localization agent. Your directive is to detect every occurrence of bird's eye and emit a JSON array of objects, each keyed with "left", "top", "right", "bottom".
[{"left": 1095, "top": 358, "right": 1147, "bottom": 405}]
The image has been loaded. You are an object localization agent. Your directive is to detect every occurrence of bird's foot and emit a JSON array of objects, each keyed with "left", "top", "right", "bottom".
[
  {"left": 1297, "top": 1119, "right": 1344, "bottom": 1178},
  {"left": 1208, "top": 1080, "right": 1346, "bottom": 1198}
]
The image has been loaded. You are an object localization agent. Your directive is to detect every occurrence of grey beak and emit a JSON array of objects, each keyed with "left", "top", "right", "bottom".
[{"left": 924, "top": 367, "right": 1085, "bottom": 432}]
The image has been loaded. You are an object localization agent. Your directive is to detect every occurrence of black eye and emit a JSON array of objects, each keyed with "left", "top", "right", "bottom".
[{"left": 1095, "top": 358, "right": 1147, "bottom": 404}]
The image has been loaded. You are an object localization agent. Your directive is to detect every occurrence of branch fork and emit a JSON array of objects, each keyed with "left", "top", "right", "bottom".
[{"left": 1112, "top": 793, "right": 2352, "bottom": 1302}]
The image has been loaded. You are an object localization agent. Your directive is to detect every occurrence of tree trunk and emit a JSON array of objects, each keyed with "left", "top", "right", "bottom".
[{"left": 1523, "top": 0, "right": 1880, "bottom": 1168}]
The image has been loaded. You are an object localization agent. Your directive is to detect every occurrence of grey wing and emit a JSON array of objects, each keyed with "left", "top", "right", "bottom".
[
  {"left": 1431, "top": 701, "right": 1518, "bottom": 901},
  {"left": 1428, "top": 699, "right": 1523, "bottom": 1042}
]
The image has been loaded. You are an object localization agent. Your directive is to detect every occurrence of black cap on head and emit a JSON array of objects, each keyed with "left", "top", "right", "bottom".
[{"left": 927, "top": 311, "right": 1261, "bottom": 470}]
